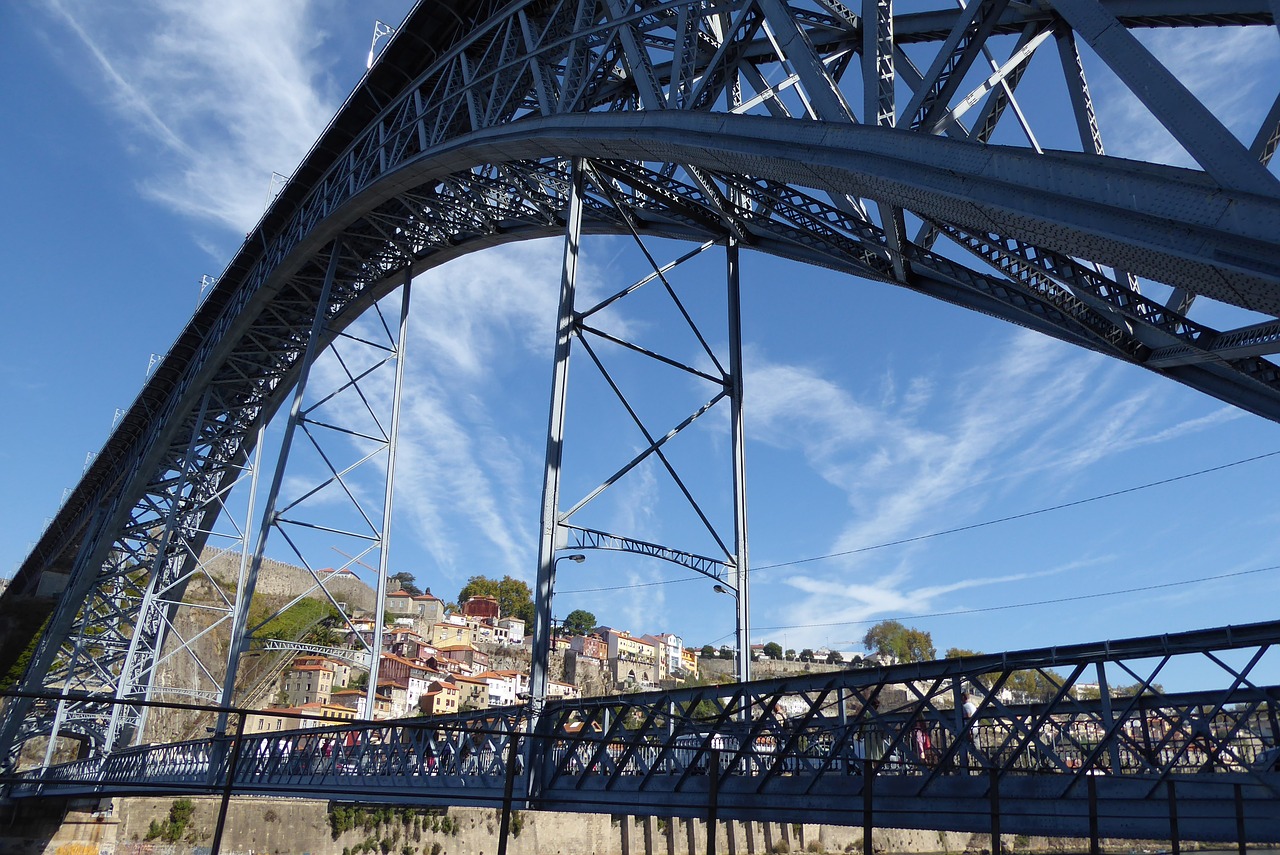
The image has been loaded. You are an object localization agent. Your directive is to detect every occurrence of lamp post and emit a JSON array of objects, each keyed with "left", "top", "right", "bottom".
[
  {"left": 530, "top": 553, "right": 586, "bottom": 706},
  {"left": 713, "top": 584, "right": 749, "bottom": 683}
]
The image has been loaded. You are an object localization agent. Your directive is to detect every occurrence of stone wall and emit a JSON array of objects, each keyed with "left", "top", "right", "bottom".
[
  {"left": 6, "top": 795, "right": 1177, "bottom": 855},
  {"left": 699, "top": 656, "right": 847, "bottom": 681},
  {"left": 201, "top": 550, "right": 375, "bottom": 614}
]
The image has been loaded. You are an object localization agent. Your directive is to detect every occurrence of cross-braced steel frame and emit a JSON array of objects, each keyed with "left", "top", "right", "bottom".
[
  {"left": 4, "top": 0, "right": 1280, "bottom": 787},
  {"left": 9, "top": 620, "right": 1280, "bottom": 844}
]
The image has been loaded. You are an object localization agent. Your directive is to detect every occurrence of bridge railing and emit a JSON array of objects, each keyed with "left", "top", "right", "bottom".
[{"left": 6, "top": 620, "right": 1280, "bottom": 841}]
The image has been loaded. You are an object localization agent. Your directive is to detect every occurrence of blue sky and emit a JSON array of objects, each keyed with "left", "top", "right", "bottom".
[{"left": 3, "top": 1, "right": 1280, "bottom": 687}]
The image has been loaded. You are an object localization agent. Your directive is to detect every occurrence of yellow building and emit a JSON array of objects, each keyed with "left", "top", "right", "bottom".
[{"left": 419, "top": 680, "right": 461, "bottom": 716}]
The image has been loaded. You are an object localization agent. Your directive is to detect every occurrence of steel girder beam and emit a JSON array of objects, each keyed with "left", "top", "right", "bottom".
[
  {"left": 5, "top": 0, "right": 1280, "bottom": 767},
  {"left": 12, "top": 619, "right": 1280, "bottom": 841},
  {"left": 9, "top": 0, "right": 1279, "bottom": 603}
]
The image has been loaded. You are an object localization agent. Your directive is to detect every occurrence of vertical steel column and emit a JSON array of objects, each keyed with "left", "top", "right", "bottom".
[
  {"left": 216, "top": 242, "right": 343, "bottom": 715},
  {"left": 364, "top": 268, "right": 413, "bottom": 719},
  {"left": 726, "top": 236, "right": 751, "bottom": 684},
  {"left": 531, "top": 158, "right": 585, "bottom": 705},
  {"left": 211, "top": 424, "right": 265, "bottom": 747},
  {"left": 1094, "top": 661, "right": 1122, "bottom": 773}
]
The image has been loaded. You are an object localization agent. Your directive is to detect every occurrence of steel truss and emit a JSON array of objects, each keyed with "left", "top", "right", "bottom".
[
  {"left": 530, "top": 162, "right": 751, "bottom": 706},
  {"left": 11, "top": 620, "right": 1280, "bottom": 843},
  {"left": 4, "top": 0, "right": 1280, "bottom": 773}
]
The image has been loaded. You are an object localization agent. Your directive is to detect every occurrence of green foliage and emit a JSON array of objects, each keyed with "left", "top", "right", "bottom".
[
  {"left": 457, "top": 574, "right": 534, "bottom": 625},
  {"left": 391, "top": 572, "right": 421, "bottom": 595},
  {"left": 258, "top": 598, "right": 339, "bottom": 643},
  {"left": 145, "top": 798, "right": 195, "bottom": 843},
  {"left": 862, "top": 620, "right": 935, "bottom": 663},
  {"left": 944, "top": 648, "right": 1065, "bottom": 701},
  {"left": 1005, "top": 668, "right": 1064, "bottom": 700},
  {"left": 561, "top": 608, "right": 597, "bottom": 637},
  {"left": 1, "top": 611, "right": 52, "bottom": 688},
  {"left": 510, "top": 810, "right": 525, "bottom": 838},
  {"left": 700, "top": 644, "right": 716, "bottom": 657},
  {"left": 1118, "top": 680, "right": 1163, "bottom": 695},
  {"left": 762, "top": 641, "right": 783, "bottom": 659},
  {"left": 799, "top": 648, "right": 815, "bottom": 662}
]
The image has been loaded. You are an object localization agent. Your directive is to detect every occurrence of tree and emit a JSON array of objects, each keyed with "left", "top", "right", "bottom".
[
  {"left": 946, "top": 648, "right": 1065, "bottom": 701},
  {"left": 825, "top": 650, "right": 843, "bottom": 665},
  {"left": 457, "top": 575, "right": 535, "bottom": 625},
  {"left": 700, "top": 644, "right": 716, "bottom": 658},
  {"left": 785, "top": 649, "right": 796, "bottom": 661},
  {"left": 390, "top": 572, "right": 421, "bottom": 596},
  {"left": 718, "top": 645, "right": 735, "bottom": 660},
  {"left": 862, "top": 620, "right": 935, "bottom": 663},
  {"left": 1005, "top": 668, "right": 1065, "bottom": 700},
  {"left": 561, "top": 609, "right": 596, "bottom": 637},
  {"left": 799, "top": 648, "right": 815, "bottom": 662},
  {"left": 762, "top": 641, "right": 783, "bottom": 660}
]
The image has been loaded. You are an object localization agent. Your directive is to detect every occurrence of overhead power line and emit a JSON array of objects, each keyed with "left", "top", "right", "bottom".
[
  {"left": 558, "top": 448, "right": 1280, "bottom": 594},
  {"left": 750, "top": 563, "right": 1280, "bottom": 633},
  {"left": 754, "top": 448, "right": 1280, "bottom": 571}
]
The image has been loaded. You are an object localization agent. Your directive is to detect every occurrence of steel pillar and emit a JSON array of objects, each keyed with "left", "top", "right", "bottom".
[
  {"left": 727, "top": 237, "right": 751, "bottom": 685},
  {"left": 531, "top": 158, "right": 585, "bottom": 707},
  {"left": 364, "top": 267, "right": 413, "bottom": 719}
]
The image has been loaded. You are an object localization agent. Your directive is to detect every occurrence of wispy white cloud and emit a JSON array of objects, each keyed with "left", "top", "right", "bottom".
[
  {"left": 1090, "top": 25, "right": 1280, "bottom": 167},
  {"left": 293, "top": 242, "right": 577, "bottom": 589},
  {"left": 743, "top": 327, "right": 1232, "bottom": 649},
  {"left": 43, "top": 0, "right": 353, "bottom": 233}
]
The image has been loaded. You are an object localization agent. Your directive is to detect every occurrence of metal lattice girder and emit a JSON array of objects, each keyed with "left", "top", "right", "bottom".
[
  {"left": 11, "top": 619, "right": 1280, "bottom": 842},
  {"left": 7, "top": 0, "right": 1280, "bottom": 766}
]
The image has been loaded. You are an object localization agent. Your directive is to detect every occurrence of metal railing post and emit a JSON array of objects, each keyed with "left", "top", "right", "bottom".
[{"left": 210, "top": 711, "right": 246, "bottom": 855}]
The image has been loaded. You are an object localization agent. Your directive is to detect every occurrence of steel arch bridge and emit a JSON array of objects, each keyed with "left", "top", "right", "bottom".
[{"left": 3, "top": 0, "right": 1280, "bottom": 822}]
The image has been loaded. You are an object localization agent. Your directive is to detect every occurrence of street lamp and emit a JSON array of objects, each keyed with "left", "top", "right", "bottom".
[{"left": 712, "top": 583, "right": 749, "bottom": 683}]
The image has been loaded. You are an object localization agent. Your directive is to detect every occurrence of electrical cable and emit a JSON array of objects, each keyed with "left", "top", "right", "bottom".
[
  {"left": 558, "top": 448, "right": 1280, "bottom": 594},
  {"left": 749, "top": 563, "right": 1280, "bottom": 633},
  {"left": 754, "top": 448, "right": 1280, "bottom": 571}
]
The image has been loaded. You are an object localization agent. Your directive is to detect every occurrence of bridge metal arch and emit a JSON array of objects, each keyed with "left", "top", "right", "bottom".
[{"left": 6, "top": 0, "right": 1280, "bottom": 764}]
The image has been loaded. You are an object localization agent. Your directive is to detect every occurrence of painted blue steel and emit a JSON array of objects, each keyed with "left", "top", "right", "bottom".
[
  {"left": 12, "top": 619, "right": 1280, "bottom": 841},
  {"left": 5, "top": 0, "right": 1280, "bottom": 801}
]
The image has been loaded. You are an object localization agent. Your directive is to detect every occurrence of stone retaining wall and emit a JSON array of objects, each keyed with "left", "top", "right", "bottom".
[{"left": 3, "top": 795, "right": 1190, "bottom": 855}]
